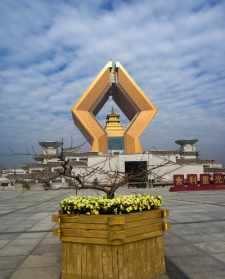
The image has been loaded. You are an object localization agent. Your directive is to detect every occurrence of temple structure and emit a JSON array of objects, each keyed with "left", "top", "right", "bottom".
[{"left": 105, "top": 107, "right": 125, "bottom": 153}]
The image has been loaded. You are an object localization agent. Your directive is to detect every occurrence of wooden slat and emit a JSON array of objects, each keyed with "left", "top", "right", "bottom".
[
  {"left": 125, "top": 218, "right": 162, "bottom": 229},
  {"left": 162, "top": 221, "right": 171, "bottom": 232},
  {"left": 97, "top": 245, "right": 104, "bottom": 279},
  {"left": 112, "top": 246, "right": 119, "bottom": 279},
  {"left": 126, "top": 222, "right": 162, "bottom": 237},
  {"left": 161, "top": 208, "right": 169, "bottom": 218},
  {"left": 61, "top": 228, "right": 109, "bottom": 238},
  {"left": 60, "top": 214, "right": 109, "bottom": 224},
  {"left": 124, "top": 209, "right": 162, "bottom": 222},
  {"left": 108, "top": 230, "right": 125, "bottom": 242},
  {"left": 76, "top": 243, "right": 82, "bottom": 279},
  {"left": 81, "top": 244, "right": 87, "bottom": 279},
  {"left": 125, "top": 230, "right": 163, "bottom": 244},
  {"left": 61, "top": 222, "right": 108, "bottom": 230},
  {"left": 58, "top": 208, "right": 165, "bottom": 224},
  {"left": 52, "top": 227, "right": 60, "bottom": 237},
  {"left": 86, "top": 240, "right": 92, "bottom": 278},
  {"left": 52, "top": 214, "right": 59, "bottom": 223},
  {"left": 55, "top": 220, "right": 166, "bottom": 234},
  {"left": 61, "top": 236, "right": 110, "bottom": 245},
  {"left": 108, "top": 216, "right": 125, "bottom": 225},
  {"left": 117, "top": 245, "right": 125, "bottom": 279}
]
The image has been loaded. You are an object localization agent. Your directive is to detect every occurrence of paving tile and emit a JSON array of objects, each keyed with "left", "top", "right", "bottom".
[
  {"left": 164, "top": 234, "right": 187, "bottom": 246},
  {"left": 180, "top": 233, "right": 225, "bottom": 243},
  {"left": 0, "top": 240, "right": 10, "bottom": 249},
  {"left": 20, "top": 253, "right": 59, "bottom": 268},
  {"left": 10, "top": 266, "right": 60, "bottom": 279},
  {"left": 0, "top": 188, "right": 225, "bottom": 279},
  {"left": 185, "top": 270, "right": 225, "bottom": 279},
  {"left": 165, "top": 244, "right": 203, "bottom": 257},
  {"left": 32, "top": 244, "right": 60, "bottom": 255},
  {"left": 0, "top": 234, "right": 19, "bottom": 241},
  {"left": 154, "top": 274, "right": 170, "bottom": 279},
  {"left": 194, "top": 241, "right": 225, "bottom": 254},
  {"left": 17, "top": 232, "right": 47, "bottom": 239},
  {"left": 0, "top": 256, "right": 25, "bottom": 270},
  {"left": 30, "top": 213, "right": 50, "bottom": 220},
  {"left": 9, "top": 238, "right": 41, "bottom": 247},
  {"left": 169, "top": 255, "right": 225, "bottom": 274},
  {"left": 0, "top": 269, "right": 14, "bottom": 279},
  {"left": 212, "top": 253, "right": 225, "bottom": 264},
  {"left": 40, "top": 237, "right": 60, "bottom": 245},
  {"left": 0, "top": 245, "right": 34, "bottom": 256}
]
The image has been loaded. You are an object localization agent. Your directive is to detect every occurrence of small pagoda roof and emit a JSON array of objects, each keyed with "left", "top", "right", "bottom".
[
  {"left": 39, "top": 141, "right": 62, "bottom": 148},
  {"left": 175, "top": 139, "right": 198, "bottom": 145}
]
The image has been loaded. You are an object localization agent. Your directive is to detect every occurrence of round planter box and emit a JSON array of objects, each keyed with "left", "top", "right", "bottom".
[{"left": 52, "top": 208, "right": 169, "bottom": 279}]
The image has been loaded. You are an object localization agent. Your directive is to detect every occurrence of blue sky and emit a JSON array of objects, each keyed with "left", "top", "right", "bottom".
[{"left": 0, "top": 0, "right": 225, "bottom": 167}]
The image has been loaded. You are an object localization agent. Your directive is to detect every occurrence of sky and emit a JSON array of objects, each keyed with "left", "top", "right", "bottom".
[{"left": 0, "top": 0, "right": 225, "bottom": 167}]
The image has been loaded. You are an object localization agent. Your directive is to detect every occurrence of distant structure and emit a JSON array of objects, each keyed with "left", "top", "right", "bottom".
[
  {"left": 71, "top": 61, "right": 157, "bottom": 154},
  {"left": 36, "top": 141, "right": 62, "bottom": 164},
  {"left": 175, "top": 139, "right": 198, "bottom": 160},
  {"left": 105, "top": 107, "right": 125, "bottom": 154}
]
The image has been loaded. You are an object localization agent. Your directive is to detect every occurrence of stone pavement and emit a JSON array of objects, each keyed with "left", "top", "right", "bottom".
[{"left": 0, "top": 188, "right": 225, "bottom": 278}]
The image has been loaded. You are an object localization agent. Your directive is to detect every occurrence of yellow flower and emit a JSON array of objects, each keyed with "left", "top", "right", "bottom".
[{"left": 60, "top": 194, "right": 163, "bottom": 215}]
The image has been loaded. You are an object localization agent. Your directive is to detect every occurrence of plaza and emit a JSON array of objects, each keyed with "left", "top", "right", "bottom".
[{"left": 0, "top": 188, "right": 225, "bottom": 279}]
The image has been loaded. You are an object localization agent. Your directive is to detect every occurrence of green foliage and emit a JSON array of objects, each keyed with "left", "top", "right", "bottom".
[{"left": 60, "top": 194, "right": 163, "bottom": 215}]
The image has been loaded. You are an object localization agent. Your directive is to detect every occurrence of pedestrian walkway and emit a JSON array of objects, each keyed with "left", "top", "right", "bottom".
[{"left": 0, "top": 188, "right": 224, "bottom": 278}]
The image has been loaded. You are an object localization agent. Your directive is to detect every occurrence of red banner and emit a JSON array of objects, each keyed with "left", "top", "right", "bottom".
[
  {"left": 187, "top": 174, "right": 198, "bottom": 187},
  {"left": 213, "top": 173, "right": 225, "bottom": 185},
  {"left": 173, "top": 175, "right": 184, "bottom": 187},
  {"left": 200, "top": 174, "right": 211, "bottom": 186},
  {"left": 171, "top": 173, "right": 225, "bottom": 192}
]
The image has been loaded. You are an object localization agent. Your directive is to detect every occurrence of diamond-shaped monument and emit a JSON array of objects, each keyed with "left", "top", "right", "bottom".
[{"left": 71, "top": 61, "right": 157, "bottom": 154}]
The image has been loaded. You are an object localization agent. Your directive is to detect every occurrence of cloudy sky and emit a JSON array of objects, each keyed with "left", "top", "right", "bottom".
[{"left": 0, "top": 0, "right": 225, "bottom": 167}]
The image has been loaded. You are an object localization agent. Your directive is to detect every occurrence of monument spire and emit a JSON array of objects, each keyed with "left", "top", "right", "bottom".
[{"left": 111, "top": 106, "right": 115, "bottom": 114}]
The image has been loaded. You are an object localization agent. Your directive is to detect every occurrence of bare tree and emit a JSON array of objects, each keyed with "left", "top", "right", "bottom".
[{"left": 2, "top": 141, "right": 178, "bottom": 198}]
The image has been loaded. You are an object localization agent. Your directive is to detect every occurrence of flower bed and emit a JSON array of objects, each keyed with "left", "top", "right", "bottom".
[
  {"left": 53, "top": 194, "right": 169, "bottom": 279},
  {"left": 60, "top": 194, "right": 163, "bottom": 215}
]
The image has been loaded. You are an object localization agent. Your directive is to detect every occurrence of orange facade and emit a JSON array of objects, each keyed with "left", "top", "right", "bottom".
[{"left": 71, "top": 61, "right": 157, "bottom": 154}]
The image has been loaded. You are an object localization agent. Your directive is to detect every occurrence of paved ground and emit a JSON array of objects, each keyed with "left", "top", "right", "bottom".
[{"left": 0, "top": 188, "right": 225, "bottom": 279}]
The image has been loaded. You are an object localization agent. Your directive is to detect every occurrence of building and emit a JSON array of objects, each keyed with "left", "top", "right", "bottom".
[
  {"left": 63, "top": 110, "right": 224, "bottom": 185},
  {"left": 35, "top": 141, "right": 62, "bottom": 164},
  {"left": 105, "top": 107, "right": 125, "bottom": 154},
  {"left": 63, "top": 139, "right": 223, "bottom": 186}
]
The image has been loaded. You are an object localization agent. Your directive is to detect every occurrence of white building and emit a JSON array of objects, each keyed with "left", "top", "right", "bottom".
[
  {"left": 65, "top": 139, "right": 224, "bottom": 186},
  {"left": 1, "top": 138, "right": 224, "bottom": 189}
]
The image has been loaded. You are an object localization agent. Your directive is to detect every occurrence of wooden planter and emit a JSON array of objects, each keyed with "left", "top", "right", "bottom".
[{"left": 52, "top": 208, "right": 169, "bottom": 279}]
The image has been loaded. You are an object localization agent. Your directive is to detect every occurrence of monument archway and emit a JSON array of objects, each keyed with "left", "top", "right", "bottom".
[{"left": 71, "top": 61, "right": 157, "bottom": 154}]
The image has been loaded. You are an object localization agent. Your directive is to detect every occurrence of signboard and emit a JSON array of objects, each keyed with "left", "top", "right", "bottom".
[
  {"left": 213, "top": 173, "right": 225, "bottom": 185},
  {"left": 170, "top": 173, "right": 225, "bottom": 192},
  {"left": 173, "top": 175, "right": 184, "bottom": 187},
  {"left": 187, "top": 174, "right": 198, "bottom": 187},
  {"left": 200, "top": 174, "right": 211, "bottom": 186}
]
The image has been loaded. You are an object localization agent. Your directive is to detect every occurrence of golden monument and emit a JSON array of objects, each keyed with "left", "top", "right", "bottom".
[{"left": 71, "top": 61, "right": 157, "bottom": 154}]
